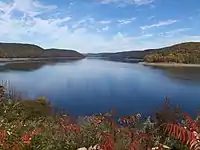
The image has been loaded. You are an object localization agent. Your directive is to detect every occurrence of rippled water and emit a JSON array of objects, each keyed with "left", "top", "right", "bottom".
[{"left": 0, "top": 59, "right": 200, "bottom": 117}]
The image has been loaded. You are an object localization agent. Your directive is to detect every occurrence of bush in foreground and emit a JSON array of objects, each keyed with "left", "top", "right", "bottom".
[{"left": 0, "top": 86, "right": 200, "bottom": 150}]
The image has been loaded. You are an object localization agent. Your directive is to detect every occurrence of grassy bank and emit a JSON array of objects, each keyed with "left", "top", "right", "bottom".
[
  {"left": 140, "top": 62, "right": 200, "bottom": 67},
  {"left": 0, "top": 85, "right": 200, "bottom": 150}
]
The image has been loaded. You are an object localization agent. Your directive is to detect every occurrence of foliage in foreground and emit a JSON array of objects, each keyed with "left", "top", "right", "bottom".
[{"left": 0, "top": 86, "right": 200, "bottom": 150}]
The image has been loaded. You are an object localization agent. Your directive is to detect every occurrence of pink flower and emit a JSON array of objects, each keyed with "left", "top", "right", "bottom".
[
  {"left": 22, "top": 128, "right": 41, "bottom": 145},
  {"left": 22, "top": 135, "right": 31, "bottom": 145},
  {"left": 63, "top": 124, "right": 80, "bottom": 134}
]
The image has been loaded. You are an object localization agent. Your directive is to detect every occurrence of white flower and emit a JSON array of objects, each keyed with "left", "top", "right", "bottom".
[
  {"left": 77, "top": 147, "right": 87, "bottom": 150},
  {"left": 7, "top": 131, "right": 11, "bottom": 135}
]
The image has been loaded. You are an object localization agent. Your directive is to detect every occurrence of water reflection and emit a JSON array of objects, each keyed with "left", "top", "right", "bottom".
[
  {"left": 0, "top": 61, "right": 46, "bottom": 71},
  {"left": 0, "top": 60, "right": 78, "bottom": 72},
  {"left": 3, "top": 60, "right": 200, "bottom": 84},
  {"left": 149, "top": 66, "right": 200, "bottom": 83},
  {"left": 0, "top": 59, "right": 199, "bottom": 117}
]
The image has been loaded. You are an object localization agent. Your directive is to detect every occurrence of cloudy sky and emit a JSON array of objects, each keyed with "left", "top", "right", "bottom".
[{"left": 0, "top": 0, "right": 200, "bottom": 53}]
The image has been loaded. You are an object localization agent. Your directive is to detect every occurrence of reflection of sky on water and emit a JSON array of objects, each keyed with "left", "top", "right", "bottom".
[
  {"left": 150, "top": 66, "right": 200, "bottom": 85},
  {"left": 0, "top": 59, "right": 200, "bottom": 117}
]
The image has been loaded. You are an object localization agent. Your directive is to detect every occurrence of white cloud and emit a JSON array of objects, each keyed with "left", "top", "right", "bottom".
[
  {"left": 147, "top": 16, "right": 155, "bottom": 20},
  {"left": 145, "top": 35, "right": 200, "bottom": 49},
  {"left": 102, "top": 26, "right": 110, "bottom": 31},
  {"left": 0, "top": 0, "right": 199, "bottom": 53},
  {"left": 99, "top": 20, "right": 112, "bottom": 24},
  {"left": 72, "top": 19, "right": 87, "bottom": 29},
  {"left": 163, "top": 28, "right": 191, "bottom": 37},
  {"left": 72, "top": 17, "right": 95, "bottom": 29},
  {"left": 97, "top": 26, "right": 110, "bottom": 32},
  {"left": 118, "top": 17, "right": 136, "bottom": 24},
  {"left": 0, "top": 0, "right": 137, "bottom": 52},
  {"left": 97, "top": 0, "right": 154, "bottom": 5},
  {"left": 134, "top": 34, "right": 153, "bottom": 39},
  {"left": 8, "top": 0, "right": 56, "bottom": 17},
  {"left": 141, "top": 19, "right": 178, "bottom": 30},
  {"left": 132, "top": 0, "right": 154, "bottom": 5}
]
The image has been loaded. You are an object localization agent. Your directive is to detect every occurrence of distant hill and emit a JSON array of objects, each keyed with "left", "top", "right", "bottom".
[
  {"left": 86, "top": 50, "right": 154, "bottom": 62},
  {"left": 41, "top": 49, "right": 84, "bottom": 58},
  {"left": 0, "top": 43, "right": 43, "bottom": 58},
  {"left": 144, "top": 42, "right": 200, "bottom": 64},
  {"left": 2, "top": 42, "right": 200, "bottom": 64},
  {"left": 0, "top": 43, "right": 85, "bottom": 59},
  {"left": 87, "top": 42, "right": 200, "bottom": 64}
]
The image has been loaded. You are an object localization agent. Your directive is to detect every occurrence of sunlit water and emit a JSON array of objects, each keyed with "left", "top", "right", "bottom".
[{"left": 0, "top": 58, "right": 200, "bottom": 117}]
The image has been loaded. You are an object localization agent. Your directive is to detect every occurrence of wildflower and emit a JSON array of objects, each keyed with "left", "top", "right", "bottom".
[
  {"left": 22, "top": 135, "right": 31, "bottom": 145},
  {"left": 0, "top": 130, "right": 8, "bottom": 149},
  {"left": 63, "top": 124, "right": 80, "bottom": 134},
  {"left": 118, "top": 113, "right": 141, "bottom": 127},
  {"left": 6, "top": 131, "right": 11, "bottom": 135},
  {"left": 100, "top": 133, "right": 114, "bottom": 150},
  {"left": 22, "top": 128, "right": 41, "bottom": 145},
  {"left": 0, "top": 130, "right": 6, "bottom": 137},
  {"left": 77, "top": 147, "right": 87, "bottom": 150},
  {"left": 0, "top": 130, "right": 6, "bottom": 146},
  {"left": 84, "top": 115, "right": 105, "bottom": 125}
]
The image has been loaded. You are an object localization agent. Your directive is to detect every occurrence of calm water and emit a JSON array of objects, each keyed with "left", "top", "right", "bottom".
[{"left": 0, "top": 59, "right": 200, "bottom": 117}]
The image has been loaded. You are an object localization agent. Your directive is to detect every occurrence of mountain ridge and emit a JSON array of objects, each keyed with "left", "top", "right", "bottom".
[
  {"left": 1, "top": 42, "right": 200, "bottom": 64},
  {"left": 0, "top": 43, "right": 85, "bottom": 59},
  {"left": 86, "top": 42, "right": 200, "bottom": 63}
]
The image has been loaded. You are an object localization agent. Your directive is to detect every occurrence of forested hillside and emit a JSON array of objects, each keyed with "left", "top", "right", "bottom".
[
  {"left": 0, "top": 43, "right": 84, "bottom": 59},
  {"left": 144, "top": 42, "right": 200, "bottom": 64},
  {"left": 41, "top": 49, "right": 84, "bottom": 58},
  {"left": 1, "top": 42, "right": 200, "bottom": 63},
  {"left": 87, "top": 42, "right": 200, "bottom": 64},
  {"left": 0, "top": 43, "right": 43, "bottom": 58},
  {"left": 87, "top": 51, "right": 150, "bottom": 60}
]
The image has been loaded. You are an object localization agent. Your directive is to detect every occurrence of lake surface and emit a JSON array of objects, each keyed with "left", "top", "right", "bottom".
[{"left": 0, "top": 59, "right": 200, "bottom": 117}]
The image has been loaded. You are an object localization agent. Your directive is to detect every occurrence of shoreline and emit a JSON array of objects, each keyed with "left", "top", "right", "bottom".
[
  {"left": 140, "top": 62, "right": 200, "bottom": 67},
  {"left": 0, "top": 57, "right": 84, "bottom": 63}
]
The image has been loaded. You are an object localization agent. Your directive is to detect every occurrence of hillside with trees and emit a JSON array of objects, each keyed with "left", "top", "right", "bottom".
[
  {"left": 86, "top": 51, "right": 150, "bottom": 63},
  {"left": 0, "top": 43, "right": 85, "bottom": 59},
  {"left": 0, "top": 43, "right": 44, "bottom": 58},
  {"left": 87, "top": 42, "right": 200, "bottom": 64},
  {"left": 144, "top": 42, "right": 200, "bottom": 64},
  {"left": 41, "top": 49, "right": 84, "bottom": 58},
  {"left": 87, "top": 50, "right": 150, "bottom": 60},
  {"left": 2, "top": 42, "right": 200, "bottom": 63}
]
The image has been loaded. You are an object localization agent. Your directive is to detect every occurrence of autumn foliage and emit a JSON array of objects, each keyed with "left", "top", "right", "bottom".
[
  {"left": 0, "top": 85, "right": 200, "bottom": 150},
  {"left": 144, "top": 42, "right": 200, "bottom": 64}
]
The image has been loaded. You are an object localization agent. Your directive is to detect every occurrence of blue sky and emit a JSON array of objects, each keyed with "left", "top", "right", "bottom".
[{"left": 0, "top": 0, "right": 200, "bottom": 52}]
